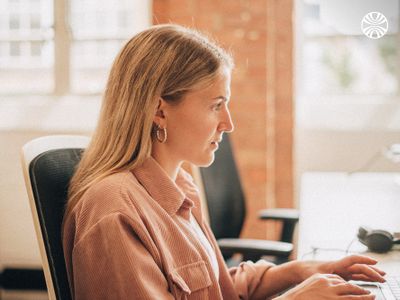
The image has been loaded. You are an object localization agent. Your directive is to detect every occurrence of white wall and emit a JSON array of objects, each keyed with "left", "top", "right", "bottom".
[{"left": 0, "top": 98, "right": 99, "bottom": 269}]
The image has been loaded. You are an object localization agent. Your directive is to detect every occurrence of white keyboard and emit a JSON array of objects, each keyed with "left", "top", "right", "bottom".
[
  {"left": 355, "top": 276, "right": 400, "bottom": 300},
  {"left": 380, "top": 276, "right": 400, "bottom": 300}
]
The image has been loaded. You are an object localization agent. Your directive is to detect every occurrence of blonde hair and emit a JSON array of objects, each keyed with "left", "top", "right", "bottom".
[{"left": 64, "top": 24, "right": 233, "bottom": 219}]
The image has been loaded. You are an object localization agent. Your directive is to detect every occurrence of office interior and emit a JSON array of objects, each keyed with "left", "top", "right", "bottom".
[{"left": 1, "top": 0, "right": 399, "bottom": 299}]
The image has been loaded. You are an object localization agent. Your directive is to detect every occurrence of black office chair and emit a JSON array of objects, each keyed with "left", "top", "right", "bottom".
[
  {"left": 199, "top": 134, "right": 299, "bottom": 264},
  {"left": 21, "top": 135, "right": 90, "bottom": 300}
]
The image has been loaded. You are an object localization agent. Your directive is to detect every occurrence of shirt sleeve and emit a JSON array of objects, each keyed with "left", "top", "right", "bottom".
[
  {"left": 71, "top": 212, "right": 174, "bottom": 300},
  {"left": 228, "top": 260, "right": 274, "bottom": 300}
]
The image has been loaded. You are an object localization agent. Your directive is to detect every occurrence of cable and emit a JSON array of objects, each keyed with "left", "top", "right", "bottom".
[
  {"left": 301, "top": 237, "right": 360, "bottom": 260},
  {"left": 348, "top": 144, "right": 400, "bottom": 175}
]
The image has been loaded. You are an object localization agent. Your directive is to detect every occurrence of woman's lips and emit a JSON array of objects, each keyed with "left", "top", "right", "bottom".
[{"left": 211, "top": 142, "right": 219, "bottom": 149}]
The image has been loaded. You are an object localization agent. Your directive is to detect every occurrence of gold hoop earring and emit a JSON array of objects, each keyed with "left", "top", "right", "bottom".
[{"left": 156, "top": 125, "right": 167, "bottom": 143}]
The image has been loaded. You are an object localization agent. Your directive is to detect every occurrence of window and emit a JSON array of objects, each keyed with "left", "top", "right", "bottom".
[
  {"left": 298, "top": 0, "right": 399, "bottom": 100},
  {"left": 0, "top": 0, "right": 54, "bottom": 94},
  {"left": 0, "top": 0, "right": 150, "bottom": 95},
  {"left": 296, "top": 0, "right": 400, "bottom": 131}
]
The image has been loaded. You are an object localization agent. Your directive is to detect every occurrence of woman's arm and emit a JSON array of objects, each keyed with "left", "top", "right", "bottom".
[{"left": 251, "top": 260, "right": 304, "bottom": 299}]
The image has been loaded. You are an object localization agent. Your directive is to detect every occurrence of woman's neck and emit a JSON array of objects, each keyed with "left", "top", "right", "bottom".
[{"left": 151, "top": 144, "right": 182, "bottom": 181}]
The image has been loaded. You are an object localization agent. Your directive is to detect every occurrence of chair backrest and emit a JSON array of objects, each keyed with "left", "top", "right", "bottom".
[
  {"left": 199, "top": 135, "right": 246, "bottom": 240},
  {"left": 21, "top": 135, "right": 90, "bottom": 300}
]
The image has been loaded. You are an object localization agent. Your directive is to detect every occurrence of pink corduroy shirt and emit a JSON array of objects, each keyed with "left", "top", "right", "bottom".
[{"left": 62, "top": 157, "right": 274, "bottom": 299}]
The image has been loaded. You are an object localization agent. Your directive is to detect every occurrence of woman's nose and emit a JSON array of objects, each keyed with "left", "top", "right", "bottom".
[{"left": 219, "top": 108, "right": 234, "bottom": 133}]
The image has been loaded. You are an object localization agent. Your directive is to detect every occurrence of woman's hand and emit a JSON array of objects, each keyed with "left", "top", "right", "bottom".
[
  {"left": 251, "top": 256, "right": 384, "bottom": 299},
  {"left": 299, "top": 255, "right": 386, "bottom": 283},
  {"left": 323, "top": 255, "right": 386, "bottom": 282},
  {"left": 276, "top": 273, "right": 376, "bottom": 300}
]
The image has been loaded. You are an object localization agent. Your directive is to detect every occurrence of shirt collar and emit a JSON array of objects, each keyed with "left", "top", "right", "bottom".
[{"left": 131, "top": 156, "right": 199, "bottom": 219}]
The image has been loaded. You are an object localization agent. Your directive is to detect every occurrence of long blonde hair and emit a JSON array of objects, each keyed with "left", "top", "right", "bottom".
[{"left": 64, "top": 24, "right": 233, "bottom": 219}]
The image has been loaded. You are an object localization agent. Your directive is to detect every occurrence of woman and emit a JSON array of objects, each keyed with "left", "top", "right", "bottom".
[{"left": 62, "top": 24, "right": 385, "bottom": 299}]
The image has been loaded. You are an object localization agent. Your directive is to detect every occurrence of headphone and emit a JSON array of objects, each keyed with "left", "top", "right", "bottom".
[{"left": 357, "top": 226, "right": 400, "bottom": 253}]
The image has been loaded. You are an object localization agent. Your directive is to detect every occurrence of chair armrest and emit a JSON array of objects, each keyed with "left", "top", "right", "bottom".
[
  {"left": 258, "top": 208, "right": 299, "bottom": 222},
  {"left": 217, "top": 238, "right": 293, "bottom": 258}
]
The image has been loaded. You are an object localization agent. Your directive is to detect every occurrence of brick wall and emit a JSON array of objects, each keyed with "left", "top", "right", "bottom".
[{"left": 153, "top": 0, "right": 294, "bottom": 240}]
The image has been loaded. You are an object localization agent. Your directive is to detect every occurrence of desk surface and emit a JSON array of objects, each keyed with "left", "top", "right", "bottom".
[{"left": 297, "top": 172, "right": 400, "bottom": 275}]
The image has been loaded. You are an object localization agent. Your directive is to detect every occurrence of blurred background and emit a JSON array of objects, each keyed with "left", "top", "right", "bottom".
[{"left": 0, "top": 0, "right": 399, "bottom": 298}]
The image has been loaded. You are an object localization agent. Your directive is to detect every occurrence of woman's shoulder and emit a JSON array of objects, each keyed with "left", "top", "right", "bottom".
[
  {"left": 77, "top": 170, "right": 143, "bottom": 217},
  {"left": 87, "top": 170, "right": 137, "bottom": 197},
  {"left": 66, "top": 170, "right": 149, "bottom": 237}
]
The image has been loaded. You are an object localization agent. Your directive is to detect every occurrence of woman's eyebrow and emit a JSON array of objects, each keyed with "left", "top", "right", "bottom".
[{"left": 211, "top": 96, "right": 229, "bottom": 102}]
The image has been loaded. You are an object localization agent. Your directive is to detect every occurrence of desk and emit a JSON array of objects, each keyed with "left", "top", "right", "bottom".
[{"left": 297, "top": 172, "right": 400, "bottom": 275}]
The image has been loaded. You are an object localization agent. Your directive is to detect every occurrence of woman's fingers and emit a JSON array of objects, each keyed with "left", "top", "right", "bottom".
[
  {"left": 285, "top": 273, "right": 378, "bottom": 300},
  {"left": 348, "top": 265, "right": 386, "bottom": 283},
  {"left": 342, "top": 295, "right": 376, "bottom": 300},
  {"left": 334, "top": 283, "right": 371, "bottom": 296},
  {"left": 369, "top": 265, "right": 386, "bottom": 276},
  {"left": 350, "top": 274, "right": 374, "bottom": 282},
  {"left": 341, "top": 255, "right": 378, "bottom": 267},
  {"left": 325, "top": 273, "right": 346, "bottom": 281},
  {"left": 345, "top": 255, "right": 386, "bottom": 279}
]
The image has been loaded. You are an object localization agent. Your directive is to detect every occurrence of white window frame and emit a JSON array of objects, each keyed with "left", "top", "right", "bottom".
[
  {"left": 54, "top": 0, "right": 70, "bottom": 95},
  {"left": 0, "top": 0, "right": 151, "bottom": 132},
  {"left": 1, "top": 0, "right": 151, "bottom": 96}
]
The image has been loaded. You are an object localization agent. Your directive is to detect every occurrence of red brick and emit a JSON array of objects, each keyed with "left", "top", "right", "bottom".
[{"left": 153, "top": 0, "right": 294, "bottom": 241}]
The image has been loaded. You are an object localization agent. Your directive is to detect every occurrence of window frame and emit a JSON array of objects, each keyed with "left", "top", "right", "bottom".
[
  {"left": 54, "top": 0, "right": 70, "bottom": 96},
  {"left": 0, "top": 0, "right": 151, "bottom": 96}
]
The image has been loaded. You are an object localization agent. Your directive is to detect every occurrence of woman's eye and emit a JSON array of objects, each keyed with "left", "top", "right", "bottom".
[{"left": 213, "top": 102, "right": 223, "bottom": 110}]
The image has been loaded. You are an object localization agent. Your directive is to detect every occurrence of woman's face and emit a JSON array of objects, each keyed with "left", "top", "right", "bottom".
[{"left": 158, "top": 67, "right": 234, "bottom": 167}]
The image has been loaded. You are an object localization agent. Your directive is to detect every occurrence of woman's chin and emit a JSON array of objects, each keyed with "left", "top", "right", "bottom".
[{"left": 192, "top": 154, "right": 215, "bottom": 167}]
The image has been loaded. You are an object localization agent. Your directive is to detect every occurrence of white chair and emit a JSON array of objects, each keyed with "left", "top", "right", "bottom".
[{"left": 21, "top": 135, "right": 90, "bottom": 300}]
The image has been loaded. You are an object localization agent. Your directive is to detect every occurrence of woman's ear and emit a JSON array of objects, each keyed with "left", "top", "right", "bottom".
[{"left": 153, "top": 98, "right": 167, "bottom": 127}]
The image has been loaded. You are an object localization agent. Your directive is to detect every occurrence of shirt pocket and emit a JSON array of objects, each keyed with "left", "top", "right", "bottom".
[{"left": 168, "top": 260, "right": 212, "bottom": 300}]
